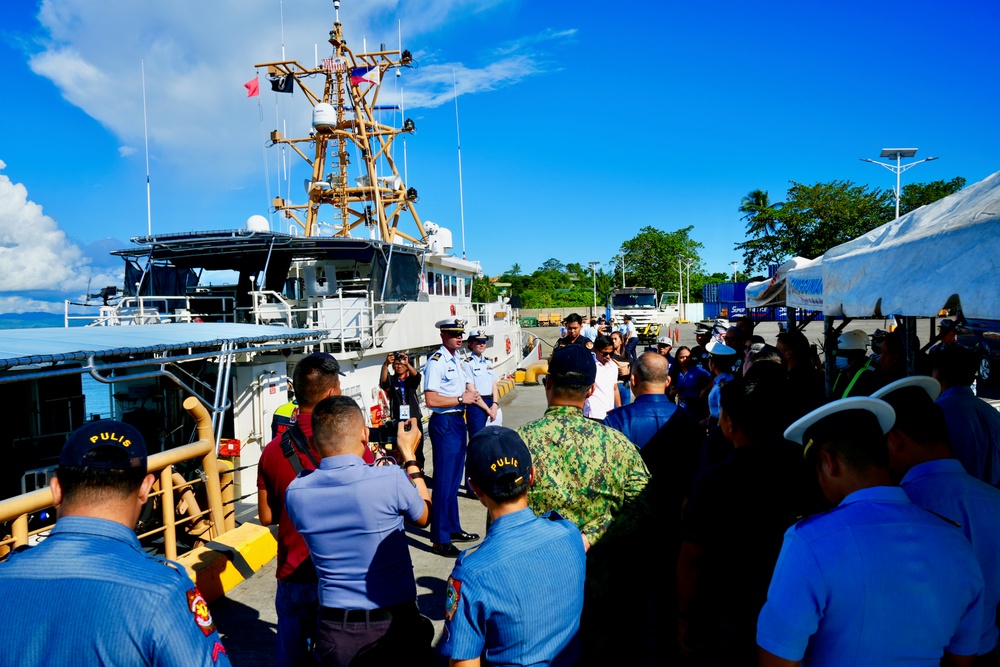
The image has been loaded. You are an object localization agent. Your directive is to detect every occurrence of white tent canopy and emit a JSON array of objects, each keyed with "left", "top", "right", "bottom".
[
  {"left": 745, "top": 256, "right": 823, "bottom": 310},
  {"left": 822, "top": 169, "right": 1000, "bottom": 320}
]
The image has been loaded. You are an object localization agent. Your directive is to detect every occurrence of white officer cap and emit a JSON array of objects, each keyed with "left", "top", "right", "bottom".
[
  {"left": 706, "top": 340, "right": 737, "bottom": 357},
  {"left": 467, "top": 328, "right": 489, "bottom": 341},
  {"left": 871, "top": 375, "right": 942, "bottom": 402},
  {"left": 657, "top": 336, "right": 673, "bottom": 346},
  {"left": 784, "top": 397, "right": 896, "bottom": 458},
  {"left": 435, "top": 318, "right": 466, "bottom": 332}
]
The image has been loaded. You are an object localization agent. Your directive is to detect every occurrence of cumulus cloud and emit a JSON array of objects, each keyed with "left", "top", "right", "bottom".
[
  {"left": 24, "top": 0, "right": 569, "bottom": 183},
  {"left": 0, "top": 161, "right": 120, "bottom": 299}
]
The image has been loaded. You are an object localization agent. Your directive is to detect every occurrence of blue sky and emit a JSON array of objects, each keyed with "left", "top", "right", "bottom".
[{"left": 1, "top": 0, "right": 999, "bottom": 313}]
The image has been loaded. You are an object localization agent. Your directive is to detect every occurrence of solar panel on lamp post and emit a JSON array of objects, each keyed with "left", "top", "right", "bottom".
[{"left": 860, "top": 148, "right": 939, "bottom": 219}]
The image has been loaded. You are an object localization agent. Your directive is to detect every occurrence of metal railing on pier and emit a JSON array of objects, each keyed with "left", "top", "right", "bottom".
[{"left": 0, "top": 397, "right": 233, "bottom": 562}]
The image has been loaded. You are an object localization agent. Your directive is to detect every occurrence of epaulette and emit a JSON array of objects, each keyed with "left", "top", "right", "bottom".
[
  {"left": 791, "top": 507, "right": 837, "bottom": 529},
  {"left": 542, "top": 510, "right": 566, "bottom": 521},
  {"left": 430, "top": 352, "right": 442, "bottom": 361}
]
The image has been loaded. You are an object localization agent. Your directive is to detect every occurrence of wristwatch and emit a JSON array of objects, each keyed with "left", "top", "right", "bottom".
[{"left": 457, "top": 395, "right": 464, "bottom": 405}]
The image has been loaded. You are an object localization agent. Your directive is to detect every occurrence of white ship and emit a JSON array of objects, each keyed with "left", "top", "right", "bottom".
[{"left": 1, "top": 2, "right": 523, "bottom": 510}]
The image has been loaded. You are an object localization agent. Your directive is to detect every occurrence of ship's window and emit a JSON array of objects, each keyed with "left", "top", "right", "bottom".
[
  {"left": 450, "top": 275, "right": 457, "bottom": 297},
  {"left": 435, "top": 273, "right": 443, "bottom": 295},
  {"left": 464, "top": 278, "right": 472, "bottom": 298},
  {"left": 427, "top": 272, "right": 435, "bottom": 295}
]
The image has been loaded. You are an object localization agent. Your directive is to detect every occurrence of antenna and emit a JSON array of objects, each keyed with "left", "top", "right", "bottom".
[
  {"left": 141, "top": 59, "right": 152, "bottom": 235},
  {"left": 453, "top": 69, "right": 467, "bottom": 259},
  {"left": 334, "top": 0, "right": 340, "bottom": 22},
  {"left": 279, "top": 0, "right": 286, "bottom": 60}
]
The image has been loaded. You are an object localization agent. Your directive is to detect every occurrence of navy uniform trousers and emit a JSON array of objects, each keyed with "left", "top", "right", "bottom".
[
  {"left": 465, "top": 397, "right": 494, "bottom": 440},
  {"left": 429, "top": 411, "right": 467, "bottom": 544}
]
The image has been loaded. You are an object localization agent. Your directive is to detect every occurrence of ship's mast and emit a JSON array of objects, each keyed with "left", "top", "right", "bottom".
[{"left": 255, "top": 4, "right": 423, "bottom": 244}]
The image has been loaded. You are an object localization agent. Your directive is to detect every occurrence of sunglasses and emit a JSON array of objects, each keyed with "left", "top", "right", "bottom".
[
  {"left": 596, "top": 349, "right": 614, "bottom": 357},
  {"left": 443, "top": 331, "right": 463, "bottom": 338}
]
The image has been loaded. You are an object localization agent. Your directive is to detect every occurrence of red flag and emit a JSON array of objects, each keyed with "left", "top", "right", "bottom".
[{"left": 244, "top": 77, "right": 259, "bottom": 97}]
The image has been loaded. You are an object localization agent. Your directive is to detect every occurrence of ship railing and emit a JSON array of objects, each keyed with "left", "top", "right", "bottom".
[
  {"left": 65, "top": 296, "right": 238, "bottom": 327},
  {"left": 0, "top": 397, "right": 234, "bottom": 562}
]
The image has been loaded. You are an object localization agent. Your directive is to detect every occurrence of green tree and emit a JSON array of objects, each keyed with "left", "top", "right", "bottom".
[
  {"left": 539, "top": 258, "right": 566, "bottom": 272},
  {"left": 508, "top": 262, "right": 522, "bottom": 277},
  {"left": 736, "top": 180, "right": 894, "bottom": 270},
  {"left": 618, "top": 226, "right": 703, "bottom": 296},
  {"left": 899, "top": 177, "right": 966, "bottom": 215},
  {"left": 736, "top": 189, "right": 784, "bottom": 272},
  {"left": 471, "top": 276, "right": 497, "bottom": 302}
]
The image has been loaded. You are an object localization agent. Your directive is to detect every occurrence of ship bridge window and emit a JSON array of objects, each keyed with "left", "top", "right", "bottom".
[
  {"left": 450, "top": 275, "right": 457, "bottom": 297},
  {"left": 465, "top": 278, "right": 472, "bottom": 299},
  {"left": 435, "top": 273, "right": 443, "bottom": 295}
]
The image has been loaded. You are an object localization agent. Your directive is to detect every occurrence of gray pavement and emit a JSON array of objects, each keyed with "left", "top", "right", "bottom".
[{"left": 212, "top": 382, "right": 550, "bottom": 666}]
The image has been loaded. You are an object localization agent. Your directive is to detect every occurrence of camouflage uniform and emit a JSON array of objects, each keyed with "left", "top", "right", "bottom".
[
  {"left": 517, "top": 404, "right": 654, "bottom": 665},
  {"left": 516, "top": 405, "right": 650, "bottom": 545}
]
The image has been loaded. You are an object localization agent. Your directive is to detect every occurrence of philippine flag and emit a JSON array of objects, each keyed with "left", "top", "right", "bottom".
[{"left": 350, "top": 66, "right": 380, "bottom": 86}]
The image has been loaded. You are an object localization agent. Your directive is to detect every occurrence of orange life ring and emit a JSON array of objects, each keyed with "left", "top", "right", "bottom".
[
  {"left": 450, "top": 304, "right": 456, "bottom": 316},
  {"left": 505, "top": 337, "right": 512, "bottom": 355}
]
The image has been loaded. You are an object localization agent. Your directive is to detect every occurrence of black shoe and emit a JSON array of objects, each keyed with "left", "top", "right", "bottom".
[
  {"left": 451, "top": 531, "right": 480, "bottom": 542},
  {"left": 432, "top": 543, "right": 460, "bottom": 557}
]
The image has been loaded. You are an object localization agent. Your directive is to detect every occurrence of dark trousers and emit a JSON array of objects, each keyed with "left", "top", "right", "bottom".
[
  {"left": 316, "top": 604, "right": 432, "bottom": 667},
  {"left": 428, "top": 412, "right": 467, "bottom": 544},
  {"left": 465, "top": 396, "right": 494, "bottom": 439},
  {"left": 625, "top": 338, "right": 638, "bottom": 362}
]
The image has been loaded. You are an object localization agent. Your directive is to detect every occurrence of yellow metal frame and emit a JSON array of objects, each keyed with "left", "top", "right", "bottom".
[
  {"left": 256, "top": 21, "right": 425, "bottom": 244},
  {"left": 0, "top": 397, "right": 230, "bottom": 561}
]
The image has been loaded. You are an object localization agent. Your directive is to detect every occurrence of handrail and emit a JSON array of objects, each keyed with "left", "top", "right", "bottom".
[{"left": 0, "top": 396, "right": 227, "bottom": 560}]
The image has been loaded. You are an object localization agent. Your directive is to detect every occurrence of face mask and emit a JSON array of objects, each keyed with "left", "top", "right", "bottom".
[{"left": 835, "top": 356, "right": 850, "bottom": 370}]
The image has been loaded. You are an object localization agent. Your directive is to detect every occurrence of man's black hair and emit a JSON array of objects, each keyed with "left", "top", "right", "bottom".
[
  {"left": 312, "top": 395, "right": 363, "bottom": 456},
  {"left": 563, "top": 313, "right": 582, "bottom": 325},
  {"left": 931, "top": 344, "right": 978, "bottom": 387},
  {"left": 57, "top": 446, "right": 147, "bottom": 504},
  {"left": 293, "top": 355, "right": 342, "bottom": 407},
  {"left": 881, "top": 386, "right": 950, "bottom": 447},
  {"left": 593, "top": 335, "right": 613, "bottom": 351},
  {"left": 803, "top": 409, "right": 889, "bottom": 472}
]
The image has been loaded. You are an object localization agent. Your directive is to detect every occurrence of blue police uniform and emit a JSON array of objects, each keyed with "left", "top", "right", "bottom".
[
  {"left": 900, "top": 458, "right": 1000, "bottom": 654},
  {"left": 707, "top": 371, "right": 734, "bottom": 418},
  {"left": 424, "top": 343, "right": 471, "bottom": 545},
  {"left": 440, "top": 508, "right": 586, "bottom": 666},
  {"left": 464, "top": 352, "right": 498, "bottom": 439},
  {"left": 757, "top": 486, "right": 985, "bottom": 666},
  {"left": 0, "top": 517, "right": 231, "bottom": 666}
]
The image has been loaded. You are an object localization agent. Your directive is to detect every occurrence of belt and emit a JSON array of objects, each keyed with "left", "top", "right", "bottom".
[
  {"left": 480, "top": 394, "right": 493, "bottom": 401},
  {"left": 319, "top": 603, "right": 416, "bottom": 623}
]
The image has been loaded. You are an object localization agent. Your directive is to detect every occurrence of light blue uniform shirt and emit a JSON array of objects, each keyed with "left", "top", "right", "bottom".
[
  {"left": 286, "top": 455, "right": 425, "bottom": 610},
  {"left": 0, "top": 517, "right": 231, "bottom": 667},
  {"left": 464, "top": 353, "right": 497, "bottom": 396},
  {"left": 757, "top": 486, "right": 985, "bottom": 666},
  {"left": 901, "top": 458, "right": 1000, "bottom": 653},
  {"left": 580, "top": 325, "right": 598, "bottom": 342},
  {"left": 440, "top": 508, "right": 586, "bottom": 666},
  {"left": 424, "top": 344, "right": 467, "bottom": 414},
  {"left": 937, "top": 386, "right": 1000, "bottom": 485},
  {"left": 707, "top": 372, "right": 734, "bottom": 418}
]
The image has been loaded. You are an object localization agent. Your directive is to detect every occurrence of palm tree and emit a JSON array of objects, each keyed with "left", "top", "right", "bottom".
[
  {"left": 508, "top": 262, "right": 522, "bottom": 277},
  {"left": 738, "top": 189, "right": 785, "bottom": 270}
]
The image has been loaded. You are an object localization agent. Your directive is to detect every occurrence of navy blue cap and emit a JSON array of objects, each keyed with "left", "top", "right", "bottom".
[
  {"left": 59, "top": 420, "right": 147, "bottom": 471},
  {"left": 548, "top": 345, "right": 597, "bottom": 386},
  {"left": 466, "top": 426, "right": 532, "bottom": 497}
]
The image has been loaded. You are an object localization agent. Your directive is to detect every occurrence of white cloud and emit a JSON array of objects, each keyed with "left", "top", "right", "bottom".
[
  {"left": 0, "top": 162, "right": 119, "bottom": 296},
  {"left": 24, "top": 0, "right": 567, "bottom": 183},
  {"left": 0, "top": 296, "right": 68, "bottom": 315}
]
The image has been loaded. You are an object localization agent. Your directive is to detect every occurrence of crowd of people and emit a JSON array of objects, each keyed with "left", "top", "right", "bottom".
[{"left": 4, "top": 314, "right": 1000, "bottom": 667}]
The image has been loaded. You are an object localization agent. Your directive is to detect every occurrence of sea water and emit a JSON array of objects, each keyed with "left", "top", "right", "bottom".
[{"left": 81, "top": 373, "right": 114, "bottom": 419}]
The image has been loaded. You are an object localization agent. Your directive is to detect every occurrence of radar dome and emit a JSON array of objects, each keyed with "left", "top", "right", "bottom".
[{"left": 247, "top": 215, "right": 270, "bottom": 232}]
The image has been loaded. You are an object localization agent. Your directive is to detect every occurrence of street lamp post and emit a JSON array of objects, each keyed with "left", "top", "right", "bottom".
[
  {"left": 682, "top": 256, "right": 694, "bottom": 322},
  {"left": 589, "top": 261, "right": 600, "bottom": 315},
  {"left": 619, "top": 249, "right": 627, "bottom": 288},
  {"left": 730, "top": 260, "right": 739, "bottom": 283},
  {"left": 860, "top": 148, "right": 939, "bottom": 219}
]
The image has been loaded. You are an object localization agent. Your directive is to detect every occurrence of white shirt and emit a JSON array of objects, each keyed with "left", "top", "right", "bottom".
[{"left": 584, "top": 356, "right": 619, "bottom": 420}]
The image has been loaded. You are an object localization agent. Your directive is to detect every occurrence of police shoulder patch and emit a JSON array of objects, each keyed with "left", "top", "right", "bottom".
[
  {"left": 187, "top": 588, "right": 217, "bottom": 636},
  {"left": 444, "top": 576, "right": 462, "bottom": 621}
]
